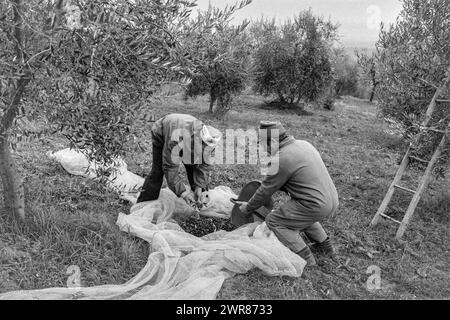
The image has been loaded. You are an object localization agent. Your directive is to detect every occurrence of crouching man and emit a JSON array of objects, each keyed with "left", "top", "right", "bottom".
[
  {"left": 239, "top": 121, "right": 339, "bottom": 266},
  {"left": 137, "top": 113, "right": 222, "bottom": 207}
]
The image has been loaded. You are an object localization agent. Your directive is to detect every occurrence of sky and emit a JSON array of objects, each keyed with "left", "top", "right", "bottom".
[{"left": 195, "top": 0, "right": 403, "bottom": 48}]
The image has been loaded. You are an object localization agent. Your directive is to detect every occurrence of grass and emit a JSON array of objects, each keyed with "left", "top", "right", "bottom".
[{"left": 0, "top": 93, "right": 449, "bottom": 299}]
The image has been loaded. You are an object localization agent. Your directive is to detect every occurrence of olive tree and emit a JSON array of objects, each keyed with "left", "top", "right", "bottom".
[
  {"left": 252, "top": 10, "right": 338, "bottom": 104},
  {"left": 0, "top": 0, "right": 199, "bottom": 220},
  {"left": 332, "top": 47, "right": 359, "bottom": 97},
  {"left": 375, "top": 0, "right": 450, "bottom": 173},
  {"left": 183, "top": 0, "right": 252, "bottom": 115},
  {"left": 356, "top": 50, "right": 378, "bottom": 102}
]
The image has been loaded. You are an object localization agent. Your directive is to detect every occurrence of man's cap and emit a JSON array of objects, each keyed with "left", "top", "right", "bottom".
[
  {"left": 259, "top": 121, "right": 287, "bottom": 137},
  {"left": 201, "top": 125, "right": 222, "bottom": 148}
]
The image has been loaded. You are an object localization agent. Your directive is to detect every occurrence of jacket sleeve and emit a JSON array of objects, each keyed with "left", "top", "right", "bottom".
[
  {"left": 162, "top": 140, "right": 187, "bottom": 197},
  {"left": 247, "top": 159, "right": 291, "bottom": 212},
  {"left": 193, "top": 163, "right": 211, "bottom": 190}
]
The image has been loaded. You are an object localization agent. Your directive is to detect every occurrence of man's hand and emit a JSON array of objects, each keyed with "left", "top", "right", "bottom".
[
  {"left": 194, "top": 187, "right": 203, "bottom": 202},
  {"left": 194, "top": 187, "right": 209, "bottom": 206},
  {"left": 181, "top": 190, "right": 196, "bottom": 206},
  {"left": 231, "top": 200, "right": 250, "bottom": 215}
]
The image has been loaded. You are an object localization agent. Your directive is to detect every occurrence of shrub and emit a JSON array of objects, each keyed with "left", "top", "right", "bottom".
[
  {"left": 332, "top": 48, "right": 359, "bottom": 97},
  {"left": 322, "top": 96, "right": 336, "bottom": 111}
]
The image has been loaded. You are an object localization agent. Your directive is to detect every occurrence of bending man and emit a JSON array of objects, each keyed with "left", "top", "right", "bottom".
[{"left": 137, "top": 114, "right": 222, "bottom": 206}]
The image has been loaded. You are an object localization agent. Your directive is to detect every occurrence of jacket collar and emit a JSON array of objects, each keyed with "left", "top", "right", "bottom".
[
  {"left": 267, "top": 135, "right": 295, "bottom": 155},
  {"left": 279, "top": 135, "right": 295, "bottom": 149}
]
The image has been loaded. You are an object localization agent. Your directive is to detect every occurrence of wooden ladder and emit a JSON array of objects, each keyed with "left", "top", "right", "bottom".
[{"left": 371, "top": 76, "right": 450, "bottom": 240}]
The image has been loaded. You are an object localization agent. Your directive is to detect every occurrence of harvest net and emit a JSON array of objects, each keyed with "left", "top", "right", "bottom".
[{"left": 0, "top": 149, "right": 305, "bottom": 300}]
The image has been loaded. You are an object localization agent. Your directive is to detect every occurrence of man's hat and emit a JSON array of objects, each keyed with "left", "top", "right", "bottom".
[
  {"left": 201, "top": 125, "right": 222, "bottom": 148},
  {"left": 230, "top": 181, "right": 274, "bottom": 227},
  {"left": 259, "top": 121, "right": 287, "bottom": 138}
]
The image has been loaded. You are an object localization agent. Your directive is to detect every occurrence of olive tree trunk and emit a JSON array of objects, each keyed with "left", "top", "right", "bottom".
[
  {"left": 209, "top": 91, "right": 217, "bottom": 113},
  {"left": 0, "top": 73, "right": 29, "bottom": 221},
  {"left": 369, "top": 81, "right": 379, "bottom": 103},
  {"left": 0, "top": 134, "right": 25, "bottom": 220},
  {"left": 0, "top": 0, "right": 28, "bottom": 220}
]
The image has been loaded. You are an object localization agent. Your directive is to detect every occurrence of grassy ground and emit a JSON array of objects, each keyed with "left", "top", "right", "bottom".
[{"left": 0, "top": 93, "right": 449, "bottom": 299}]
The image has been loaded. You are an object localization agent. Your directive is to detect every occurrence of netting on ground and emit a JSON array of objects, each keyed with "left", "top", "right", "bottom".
[{"left": 0, "top": 149, "right": 305, "bottom": 300}]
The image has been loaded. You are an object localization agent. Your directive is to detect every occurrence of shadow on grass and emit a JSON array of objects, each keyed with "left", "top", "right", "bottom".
[
  {"left": 256, "top": 101, "right": 314, "bottom": 116},
  {"left": 0, "top": 166, "right": 149, "bottom": 293}
]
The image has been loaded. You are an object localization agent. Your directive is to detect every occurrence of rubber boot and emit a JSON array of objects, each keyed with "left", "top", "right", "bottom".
[
  {"left": 297, "top": 247, "right": 317, "bottom": 266},
  {"left": 312, "top": 237, "right": 336, "bottom": 258}
]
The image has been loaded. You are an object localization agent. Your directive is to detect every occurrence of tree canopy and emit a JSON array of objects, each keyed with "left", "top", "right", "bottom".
[
  {"left": 375, "top": 0, "right": 450, "bottom": 173},
  {"left": 251, "top": 10, "right": 339, "bottom": 104},
  {"left": 183, "top": 0, "right": 252, "bottom": 116}
]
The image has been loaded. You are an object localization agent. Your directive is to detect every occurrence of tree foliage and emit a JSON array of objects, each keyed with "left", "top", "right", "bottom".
[
  {"left": 251, "top": 10, "right": 338, "bottom": 104},
  {"left": 375, "top": 0, "right": 450, "bottom": 173},
  {"left": 332, "top": 48, "right": 359, "bottom": 97},
  {"left": 39, "top": 0, "right": 197, "bottom": 163},
  {"left": 356, "top": 50, "right": 378, "bottom": 102},
  {"left": 0, "top": 0, "right": 205, "bottom": 219},
  {"left": 183, "top": 0, "right": 252, "bottom": 116}
]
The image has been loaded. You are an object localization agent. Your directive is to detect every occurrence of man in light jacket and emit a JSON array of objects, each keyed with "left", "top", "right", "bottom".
[
  {"left": 239, "top": 121, "right": 339, "bottom": 266},
  {"left": 137, "top": 114, "right": 222, "bottom": 207}
]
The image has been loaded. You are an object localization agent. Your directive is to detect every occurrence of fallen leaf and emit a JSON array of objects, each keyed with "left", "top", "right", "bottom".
[{"left": 417, "top": 267, "right": 428, "bottom": 278}]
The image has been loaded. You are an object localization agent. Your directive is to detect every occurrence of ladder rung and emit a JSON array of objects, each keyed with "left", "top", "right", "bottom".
[
  {"left": 409, "top": 155, "right": 429, "bottom": 164},
  {"left": 394, "top": 184, "right": 416, "bottom": 194},
  {"left": 380, "top": 213, "right": 402, "bottom": 224},
  {"left": 436, "top": 99, "right": 450, "bottom": 103}
]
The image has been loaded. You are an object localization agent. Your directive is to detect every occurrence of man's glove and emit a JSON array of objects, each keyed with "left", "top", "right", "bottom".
[
  {"left": 181, "top": 189, "right": 196, "bottom": 206},
  {"left": 194, "top": 187, "right": 203, "bottom": 202},
  {"left": 194, "top": 187, "right": 209, "bottom": 207}
]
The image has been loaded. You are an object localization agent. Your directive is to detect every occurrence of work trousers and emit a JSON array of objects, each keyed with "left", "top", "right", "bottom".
[
  {"left": 265, "top": 198, "right": 337, "bottom": 254},
  {"left": 137, "top": 144, "right": 196, "bottom": 203}
]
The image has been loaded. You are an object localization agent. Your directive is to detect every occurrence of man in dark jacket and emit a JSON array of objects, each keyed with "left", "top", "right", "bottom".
[
  {"left": 239, "top": 121, "right": 339, "bottom": 266},
  {"left": 137, "top": 114, "right": 222, "bottom": 206}
]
